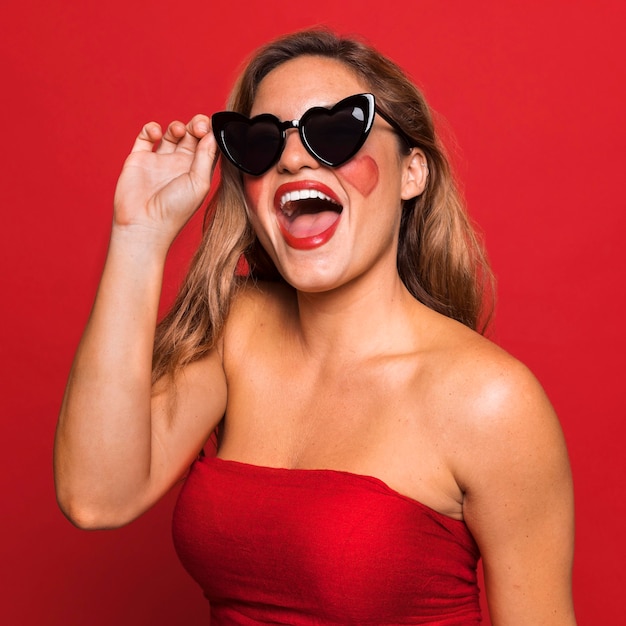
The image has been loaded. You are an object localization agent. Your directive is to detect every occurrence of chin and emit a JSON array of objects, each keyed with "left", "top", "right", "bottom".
[
  {"left": 276, "top": 262, "right": 348, "bottom": 295},
  {"left": 282, "top": 273, "right": 340, "bottom": 294},
  {"left": 253, "top": 229, "right": 355, "bottom": 294}
]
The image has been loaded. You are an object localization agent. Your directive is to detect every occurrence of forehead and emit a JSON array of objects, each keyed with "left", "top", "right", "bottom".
[{"left": 250, "top": 56, "right": 370, "bottom": 118}]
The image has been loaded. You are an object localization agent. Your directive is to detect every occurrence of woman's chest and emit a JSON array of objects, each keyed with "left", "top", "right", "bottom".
[{"left": 218, "top": 352, "right": 465, "bottom": 519}]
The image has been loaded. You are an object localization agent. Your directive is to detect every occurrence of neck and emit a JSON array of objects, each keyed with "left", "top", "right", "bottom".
[{"left": 293, "top": 271, "right": 422, "bottom": 362}]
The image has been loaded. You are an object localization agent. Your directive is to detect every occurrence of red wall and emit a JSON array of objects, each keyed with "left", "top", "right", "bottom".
[{"left": 1, "top": 1, "right": 624, "bottom": 623}]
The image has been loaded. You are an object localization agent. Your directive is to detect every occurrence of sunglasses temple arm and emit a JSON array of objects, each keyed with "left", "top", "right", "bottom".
[{"left": 375, "top": 107, "right": 414, "bottom": 151}]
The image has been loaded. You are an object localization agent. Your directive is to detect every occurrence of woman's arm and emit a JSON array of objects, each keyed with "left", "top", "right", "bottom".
[
  {"left": 459, "top": 357, "right": 576, "bottom": 625},
  {"left": 54, "top": 116, "right": 225, "bottom": 529}
]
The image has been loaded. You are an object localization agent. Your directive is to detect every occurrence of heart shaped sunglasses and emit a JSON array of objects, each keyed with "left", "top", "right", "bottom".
[{"left": 212, "top": 93, "right": 413, "bottom": 176}]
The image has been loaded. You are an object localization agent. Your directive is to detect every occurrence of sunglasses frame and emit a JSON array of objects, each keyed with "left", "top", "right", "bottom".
[{"left": 212, "top": 93, "right": 413, "bottom": 176}]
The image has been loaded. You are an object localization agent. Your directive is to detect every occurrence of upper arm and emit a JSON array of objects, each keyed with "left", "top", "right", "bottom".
[
  {"left": 146, "top": 346, "right": 227, "bottom": 502},
  {"left": 458, "top": 360, "right": 576, "bottom": 625},
  {"left": 146, "top": 280, "right": 280, "bottom": 496},
  {"left": 145, "top": 282, "right": 274, "bottom": 501}
]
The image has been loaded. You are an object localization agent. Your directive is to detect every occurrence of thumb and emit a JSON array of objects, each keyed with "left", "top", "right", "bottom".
[{"left": 190, "top": 131, "right": 218, "bottom": 190}]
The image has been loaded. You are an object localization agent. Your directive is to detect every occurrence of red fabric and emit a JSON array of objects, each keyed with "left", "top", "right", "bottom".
[{"left": 173, "top": 457, "right": 481, "bottom": 625}]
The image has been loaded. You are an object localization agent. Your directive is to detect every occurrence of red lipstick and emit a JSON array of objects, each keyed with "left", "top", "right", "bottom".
[{"left": 274, "top": 181, "right": 342, "bottom": 250}]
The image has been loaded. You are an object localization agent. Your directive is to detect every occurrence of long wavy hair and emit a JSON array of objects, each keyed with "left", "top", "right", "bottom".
[{"left": 152, "top": 28, "right": 494, "bottom": 383}]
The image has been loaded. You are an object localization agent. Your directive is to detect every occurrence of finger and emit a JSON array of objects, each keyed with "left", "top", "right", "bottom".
[
  {"left": 130, "top": 122, "right": 163, "bottom": 153},
  {"left": 189, "top": 128, "right": 218, "bottom": 189},
  {"left": 173, "top": 115, "right": 211, "bottom": 154},
  {"left": 186, "top": 114, "right": 211, "bottom": 139},
  {"left": 155, "top": 120, "right": 187, "bottom": 154}
]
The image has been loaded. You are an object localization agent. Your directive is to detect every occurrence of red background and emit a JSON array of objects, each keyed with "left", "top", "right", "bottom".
[{"left": 1, "top": 1, "right": 624, "bottom": 624}]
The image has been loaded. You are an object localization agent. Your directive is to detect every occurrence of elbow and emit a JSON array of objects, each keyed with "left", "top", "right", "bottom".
[
  {"left": 58, "top": 504, "right": 123, "bottom": 531},
  {"left": 54, "top": 462, "right": 150, "bottom": 529},
  {"left": 56, "top": 489, "right": 140, "bottom": 530}
]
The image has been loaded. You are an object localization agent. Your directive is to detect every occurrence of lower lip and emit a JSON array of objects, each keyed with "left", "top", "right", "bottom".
[{"left": 278, "top": 214, "right": 341, "bottom": 250}]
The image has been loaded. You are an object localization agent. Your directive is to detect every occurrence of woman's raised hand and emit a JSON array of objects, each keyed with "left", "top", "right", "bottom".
[
  {"left": 55, "top": 115, "right": 222, "bottom": 527},
  {"left": 113, "top": 114, "right": 217, "bottom": 247}
]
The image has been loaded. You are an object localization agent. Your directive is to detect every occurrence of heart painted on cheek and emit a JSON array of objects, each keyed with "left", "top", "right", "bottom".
[
  {"left": 337, "top": 155, "right": 379, "bottom": 197},
  {"left": 244, "top": 176, "right": 263, "bottom": 213}
]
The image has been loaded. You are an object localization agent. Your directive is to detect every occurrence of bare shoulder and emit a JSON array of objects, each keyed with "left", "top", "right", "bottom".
[
  {"left": 426, "top": 316, "right": 570, "bottom": 496},
  {"left": 424, "top": 314, "right": 560, "bottom": 448},
  {"left": 426, "top": 315, "right": 575, "bottom": 623}
]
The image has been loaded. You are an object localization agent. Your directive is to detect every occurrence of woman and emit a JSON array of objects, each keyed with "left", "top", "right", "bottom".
[{"left": 55, "top": 29, "right": 576, "bottom": 624}]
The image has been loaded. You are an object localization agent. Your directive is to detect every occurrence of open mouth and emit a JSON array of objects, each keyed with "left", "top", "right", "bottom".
[{"left": 277, "top": 188, "right": 343, "bottom": 242}]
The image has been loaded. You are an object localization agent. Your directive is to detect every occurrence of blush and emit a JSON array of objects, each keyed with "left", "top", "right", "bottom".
[
  {"left": 243, "top": 176, "right": 263, "bottom": 213},
  {"left": 337, "top": 155, "right": 379, "bottom": 197}
]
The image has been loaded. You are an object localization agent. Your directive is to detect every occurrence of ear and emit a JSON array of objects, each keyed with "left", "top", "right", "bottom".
[{"left": 401, "top": 148, "right": 429, "bottom": 200}]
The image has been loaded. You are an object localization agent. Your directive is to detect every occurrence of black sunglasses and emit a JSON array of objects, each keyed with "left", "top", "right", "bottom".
[{"left": 211, "top": 93, "right": 412, "bottom": 176}]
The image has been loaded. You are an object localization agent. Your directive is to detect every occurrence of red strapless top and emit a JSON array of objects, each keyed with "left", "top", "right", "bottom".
[{"left": 172, "top": 456, "right": 481, "bottom": 625}]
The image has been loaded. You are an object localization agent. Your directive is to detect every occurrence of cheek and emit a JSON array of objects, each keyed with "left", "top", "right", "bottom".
[
  {"left": 337, "top": 155, "right": 379, "bottom": 197},
  {"left": 243, "top": 176, "right": 264, "bottom": 213}
]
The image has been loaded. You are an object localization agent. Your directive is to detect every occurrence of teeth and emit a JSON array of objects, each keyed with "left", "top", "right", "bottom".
[{"left": 279, "top": 189, "right": 339, "bottom": 216}]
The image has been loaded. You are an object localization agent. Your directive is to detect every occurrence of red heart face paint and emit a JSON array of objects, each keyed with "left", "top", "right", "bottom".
[
  {"left": 243, "top": 152, "right": 379, "bottom": 253},
  {"left": 244, "top": 153, "right": 379, "bottom": 213},
  {"left": 244, "top": 175, "right": 263, "bottom": 213},
  {"left": 337, "top": 154, "right": 379, "bottom": 197}
]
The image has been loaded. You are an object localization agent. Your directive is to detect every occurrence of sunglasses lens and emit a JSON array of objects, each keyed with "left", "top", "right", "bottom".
[
  {"left": 221, "top": 118, "right": 282, "bottom": 175},
  {"left": 303, "top": 101, "right": 370, "bottom": 166},
  {"left": 213, "top": 95, "right": 376, "bottom": 174}
]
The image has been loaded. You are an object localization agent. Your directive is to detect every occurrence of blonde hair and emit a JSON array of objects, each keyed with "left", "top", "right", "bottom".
[{"left": 152, "top": 28, "right": 494, "bottom": 383}]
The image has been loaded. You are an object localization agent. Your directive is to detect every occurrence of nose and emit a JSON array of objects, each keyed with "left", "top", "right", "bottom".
[{"left": 276, "top": 128, "right": 320, "bottom": 174}]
